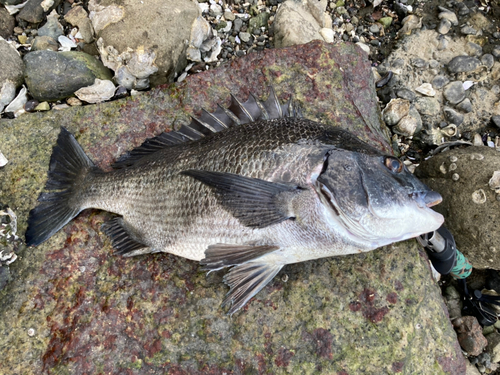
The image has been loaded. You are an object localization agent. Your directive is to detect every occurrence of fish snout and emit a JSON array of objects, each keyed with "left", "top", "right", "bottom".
[{"left": 412, "top": 191, "right": 442, "bottom": 208}]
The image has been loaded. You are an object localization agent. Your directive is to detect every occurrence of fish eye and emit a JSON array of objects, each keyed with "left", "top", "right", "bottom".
[{"left": 384, "top": 157, "right": 404, "bottom": 173}]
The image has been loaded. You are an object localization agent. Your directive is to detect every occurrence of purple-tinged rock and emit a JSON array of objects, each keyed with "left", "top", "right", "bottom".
[{"left": 453, "top": 316, "right": 488, "bottom": 356}]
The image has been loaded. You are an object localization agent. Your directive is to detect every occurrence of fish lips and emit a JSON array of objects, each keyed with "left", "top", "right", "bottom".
[{"left": 411, "top": 190, "right": 443, "bottom": 209}]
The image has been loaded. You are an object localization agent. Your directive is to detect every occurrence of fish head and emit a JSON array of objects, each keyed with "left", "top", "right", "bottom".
[{"left": 314, "top": 149, "right": 444, "bottom": 249}]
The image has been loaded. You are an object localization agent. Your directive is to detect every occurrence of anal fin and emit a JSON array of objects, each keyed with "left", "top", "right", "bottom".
[
  {"left": 201, "top": 243, "right": 279, "bottom": 272},
  {"left": 222, "top": 262, "right": 283, "bottom": 315},
  {"left": 102, "top": 217, "right": 148, "bottom": 256}
]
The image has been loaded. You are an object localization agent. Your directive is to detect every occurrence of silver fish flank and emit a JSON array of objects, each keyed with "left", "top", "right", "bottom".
[{"left": 26, "top": 88, "right": 444, "bottom": 314}]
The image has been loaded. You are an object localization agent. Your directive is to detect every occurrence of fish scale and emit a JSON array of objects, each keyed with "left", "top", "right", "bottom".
[{"left": 26, "top": 89, "right": 444, "bottom": 314}]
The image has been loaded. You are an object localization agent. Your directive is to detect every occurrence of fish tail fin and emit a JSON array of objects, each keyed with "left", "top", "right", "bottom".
[{"left": 26, "top": 127, "right": 96, "bottom": 246}]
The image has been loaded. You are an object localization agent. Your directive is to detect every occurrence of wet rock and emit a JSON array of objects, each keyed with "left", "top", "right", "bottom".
[
  {"left": 274, "top": 0, "right": 323, "bottom": 48},
  {"left": 416, "top": 146, "right": 500, "bottom": 269},
  {"left": 456, "top": 98, "right": 472, "bottom": 113},
  {"left": 447, "top": 56, "right": 481, "bottom": 73},
  {"left": 443, "top": 81, "right": 466, "bottom": 104},
  {"left": 38, "top": 10, "right": 64, "bottom": 40},
  {"left": 0, "top": 41, "right": 465, "bottom": 375},
  {"left": 248, "top": 11, "right": 270, "bottom": 34},
  {"left": 414, "top": 97, "right": 440, "bottom": 116},
  {"left": 24, "top": 50, "right": 112, "bottom": 101},
  {"left": 17, "top": 0, "right": 61, "bottom": 23},
  {"left": 382, "top": 98, "right": 410, "bottom": 126},
  {"left": 64, "top": 5, "right": 95, "bottom": 43},
  {"left": 432, "top": 75, "right": 449, "bottom": 89},
  {"left": 91, "top": 0, "right": 199, "bottom": 87},
  {"left": 443, "top": 107, "right": 464, "bottom": 125},
  {"left": 437, "top": 19, "right": 451, "bottom": 35},
  {"left": 452, "top": 316, "right": 488, "bottom": 356},
  {"left": 481, "top": 54, "right": 494, "bottom": 70},
  {"left": 0, "top": 7, "right": 15, "bottom": 38}
]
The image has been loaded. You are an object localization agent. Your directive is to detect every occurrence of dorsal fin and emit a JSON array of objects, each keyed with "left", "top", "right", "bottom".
[{"left": 112, "top": 87, "right": 302, "bottom": 168}]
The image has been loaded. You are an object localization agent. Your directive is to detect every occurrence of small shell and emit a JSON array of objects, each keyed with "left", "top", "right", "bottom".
[
  {"left": 488, "top": 171, "right": 500, "bottom": 192},
  {"left": 5, "top": 86, "right": 27, "bottom": 117},
  {"left": 75, "top": 79, "right": 116, "bottom": 103},
  {"left": 415, "top": 83, "right": 436, "bottom": 97},
  {"left": 472, "top": 189, "right": 487, "bottom": 204},
  {"left": 382, "top": 98, "right": 410, "bottom": 126},
  {"left": 393, "top": 114, "right": 418, "bottom": 137}
]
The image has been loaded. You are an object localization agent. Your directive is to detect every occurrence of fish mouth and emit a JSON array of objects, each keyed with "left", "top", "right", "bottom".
[{"left": 411, "top": 191, "right": 442, "bottom": 208}]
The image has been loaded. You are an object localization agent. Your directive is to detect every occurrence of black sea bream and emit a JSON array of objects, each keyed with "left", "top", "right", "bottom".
[{"left": 26, "top": 88, "right": 444, "bottom": 314}]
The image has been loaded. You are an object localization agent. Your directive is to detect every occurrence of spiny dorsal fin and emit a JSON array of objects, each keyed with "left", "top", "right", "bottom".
[{"left": 112, "top": 87, "right": 301, "bottom": 169}]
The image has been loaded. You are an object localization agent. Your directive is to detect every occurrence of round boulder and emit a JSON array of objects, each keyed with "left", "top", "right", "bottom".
[
  {"left": 0, "top": 39, "right": 24, "bottom": 112},
  {"left": 24, "top": 50, "right": 112, "bottom": 101},
  {"left": 415, "top": 146, "right": 500, "bottom": 270}
]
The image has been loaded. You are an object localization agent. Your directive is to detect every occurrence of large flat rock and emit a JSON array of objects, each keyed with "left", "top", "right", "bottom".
[{"left": 0, "top": 41, "right": 464, "bottom": 374}]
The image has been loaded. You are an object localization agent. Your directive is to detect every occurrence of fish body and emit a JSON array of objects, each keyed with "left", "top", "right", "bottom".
[{"left": 26, "top": 89, "right": 444, "bottom": 314}]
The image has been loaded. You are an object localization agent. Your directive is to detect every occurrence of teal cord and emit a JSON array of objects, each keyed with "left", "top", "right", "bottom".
[{"left": 450, "top": 250, "right": 472, "bottom": 279}]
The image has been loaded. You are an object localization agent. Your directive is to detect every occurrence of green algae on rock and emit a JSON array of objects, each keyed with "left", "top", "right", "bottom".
[{"left": 0, "top": 41, "right": 464, "bottom": 374}]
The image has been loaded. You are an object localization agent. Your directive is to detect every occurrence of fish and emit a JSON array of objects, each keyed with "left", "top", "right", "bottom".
[{"left": 25, "top": 88, "right": 444, "bottom": 315}]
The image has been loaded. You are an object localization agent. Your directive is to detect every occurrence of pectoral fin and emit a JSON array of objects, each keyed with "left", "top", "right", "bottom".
[
  {"left": 102, "top": 217, "right": 148, "bottom": 256},
  {"left": 222, "top": 262, "right": 283, "bottom": 315},
  {"left": 181, "top": 169, "right": 303, "bottom": 228}
]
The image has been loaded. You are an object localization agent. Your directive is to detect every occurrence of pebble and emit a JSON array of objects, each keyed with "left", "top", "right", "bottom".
[
  {"left": 66, "top": 97, "right": 82, "bottom": 106},
  {"left": 444, "top": 107, "right": 464, "bottom": 125},
  {"left": 411, "top": 57, "right": 427, "bottom": 68},
  {"left": 239, "top": 32, "right": 251, "bottom": 43},
  {"left": 24, "top": 99, "right": 38, "bottom": 112},
  {"left": 438, "top": 7, "right": 458, "bottom": 26},
  {"left": 369, "top": 24, "right": 380, "bottom": 34},
  {"left": 465, "top": 42, "right": 482, "bottom": 57},
  {"left": 0, "top": 7, "right": 15, "bottom": 39},
  {"left": 456, "top": 3, "right": 470, "bottom": 16},
  {"left": 414, "top": 97, "right": 440, "bottom": 116},
  {"left": 443, "top": 81, "right": 466, "bottom": 105},
  {"left": 38, "top": 10, "right": 64, "bottom": 40},
  {"left": 460, "top": 26, "right": 477, "bottom": 35},
  {"left": 456, "top": 98, "right": 472, "bottom": 113},
  {"left": 447, "top": 56, "right": 481, "bottom": 73},
  {"left": 224, "top": 10, "right": 235, "bottom": 21},
  {"left": 396, "top": 88, "right": 416, "bottom": 101},
  {"left": 432, "top": 75, "right": 449, "bottom": 89},
  {"left": 491, "top": 45, "right": 500, "bottom": 59},
  {"left": 34, "top": 101, "right": 50, "bottom": 111},
  {"left": 437, "top": 19, "right": 451, "bottom": 35},
  {"left": 492, "top": 115, "right": 500, "bottom": 129},
  {"left": 481, "top": 54, "right": 494, "bottom": 70},
  {"left": 31, "top": 35, "right": 59, "bottom": 51}
]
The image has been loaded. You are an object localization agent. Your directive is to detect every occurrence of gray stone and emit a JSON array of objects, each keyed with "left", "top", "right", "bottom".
[
  {"left": 37, "top": 11, "right": 64, "bottom": 40},
  {"left": 18, "top": 0, "right": 62, "bottom": 23},
  {"left": 443, "top": 81, "right": 466, "bottom": 104},
  {"left": 31, "top": 35, "right": 59, "bottom": 51},
  {"left": 438, "top": 7, "right": 458, "bottom": 25},
  {"left": 492, "top": 45, "right": 500, "bottom": 59},
  {"left": 492, "top": 115, "right": 500, "bottom": 129},
  {"left": 448, "top": 55, "right": 481, "bottom": 73},
  {"left": 443, "top": 106, "right": 464, "bottom": 125},
  {"left": 369, "top": 23, "right": 380, "bottom": 34},
  {"left": 274, "top": 0, "right": 323, "bottom": 48},
  {"left": 432, "top": 75, "right": 449, "bottom": 89},
  {"left": 456, "top": 2, "right": 469, "bottom": 16},
  {"left": 429, "top": 60, "right": 439, "bottom": 69},
  {"left": 233, "top": 18, "right": 243, "bottom": 33},
  {"left": 465, "top": 42, "right": 482, "bottom": 57},
  {"left": 0, "top": 41, "right": 466, "bottom": 375},
  {"left": 460, "top": 25, "right": 477, "bottom": 35},
  {"left": 239, "top": 31, "right": 251, "bottom": 43},
  {"left": 0, "top": 7, "right": 15, "bottom": 39},
  {"left": 416, "top": 146, "right": 500, "bottom": 269},
  {"left": 410, "top": 57, "right": 427, "bottom": 68},
  {"left": 437, "top": 18, "right": 451, "bottom": 35},
  {"left": 456, "top": 98, "right": 472, "bottom": 113},
  {"left": 64, "top": 6, "right": 94, "bottom": 43},
  {"left": 396, "top": 88, "right": 416, "bottom": 101},
  {"left": 414, "top": 96, "right": 441, "bottom": 116},
  {"left": 0, "top": 39, "right": 24, "bottom": 90},
  {"left": 224, "top": 10, "right": 235, "bottom": 21},
  {"left": 481, "top": 54, "right": 495, "bottom": 69},
  {"left": 24, "top": 50, "right": 112, "bottom": 101},
  {"left": 92, "top": 0, "right": 199, "bottom": 87}
]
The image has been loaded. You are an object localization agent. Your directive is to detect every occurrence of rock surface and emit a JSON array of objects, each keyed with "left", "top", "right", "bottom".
[
  {"left": 24, "top": 50, "right": 113, "bottom": 101},
  {"left": 0, "top": 38, "right": 23, "bottom": 112},
  {"left": 416, "top": 146, "right": 500, "bottom": 270},
  {"left": 91, "top": 0, "right": 199, "bottom": 87},
  {"left": 0, "top": 41, "right": 464, "bottom": 374}
]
